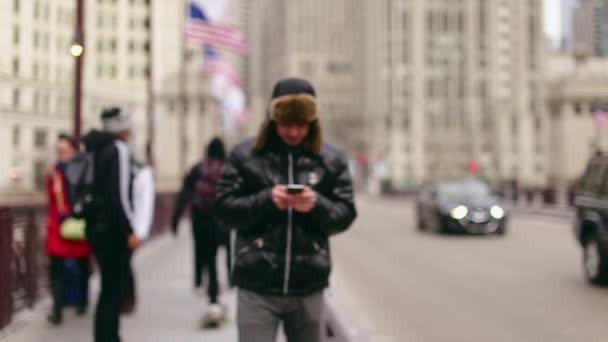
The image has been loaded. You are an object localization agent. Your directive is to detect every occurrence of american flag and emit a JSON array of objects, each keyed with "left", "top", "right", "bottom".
[
  {"left": 594, "top": 106, "right": 608, "bottom": 128},
  {"left": 187, "top": 2, "right": 248, "bottom": 55},
  {"left": 203, "top": 47, "right": 242, "bottom": 86}
]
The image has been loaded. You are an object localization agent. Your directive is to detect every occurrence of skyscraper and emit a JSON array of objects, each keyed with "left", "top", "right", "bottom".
[
  {"left": 363, "top": 0, "right": 546, "bottom": 189},
  {"left": 254, "top": 0, "right": 367, "bottom": 158},
  {"left": 574, "top": 0, "right": 608, "bottom": 56}
]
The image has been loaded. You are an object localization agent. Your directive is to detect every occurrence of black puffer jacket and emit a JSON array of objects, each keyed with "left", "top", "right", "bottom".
[{"left": 216, "top": 139, "right": 357, "bottom": 296}]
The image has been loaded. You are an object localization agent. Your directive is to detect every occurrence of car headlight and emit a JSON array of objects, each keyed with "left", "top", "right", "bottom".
[
  {"left": 450, "top": 205, "right": 468, "bottom": 220},
  {"left": 491, "top": 205, "right": 505, "bottom": 219}
]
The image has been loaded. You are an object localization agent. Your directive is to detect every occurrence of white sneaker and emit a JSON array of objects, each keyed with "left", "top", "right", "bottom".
[{"left": 201, "top": 303, "right": 227, "bottom": 329}]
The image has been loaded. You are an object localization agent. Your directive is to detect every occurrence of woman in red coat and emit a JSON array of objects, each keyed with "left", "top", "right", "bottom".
[{"left": 46, "top": 134, "right": 92, "bottom": 325}]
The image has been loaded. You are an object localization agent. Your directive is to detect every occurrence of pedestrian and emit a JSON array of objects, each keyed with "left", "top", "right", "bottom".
[
  {"left": 121, "top": 157, "right": 156, "bottom": 314},
  {"left": 171, "top": 137, "right": 230, "bottom": 328},
  {"left": 46, "top": 134, "right": 92, "bottom": 325},
  {"left": 83, "top": 107, "right": 141, "bottom": 342},
  {"left": 215, "top": 78, "right": 357, "bottom": 342}
]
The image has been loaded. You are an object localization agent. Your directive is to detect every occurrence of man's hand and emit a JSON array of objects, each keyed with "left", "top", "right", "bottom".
[
  {"left": 290, "top": 187, "right": 317, "bottom": 213},
  {"left": 128, "top": 234, "right": 142, "bottom": 250},
  {"left": 272, "top": 185, "right": 290, "bottom": 210}
]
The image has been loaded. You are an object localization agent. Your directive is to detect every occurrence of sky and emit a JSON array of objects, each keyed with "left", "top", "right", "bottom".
[{"left": 544, "top": 0, "right": 562, "bottom": 41}]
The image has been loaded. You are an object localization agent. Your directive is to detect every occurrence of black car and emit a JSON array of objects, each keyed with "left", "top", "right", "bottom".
[
  {"left": 416, "top": 179, "right": 508, "bottom": 235},
  {"left": 573, "top": 154, "right": 608, "bottom": 285}
]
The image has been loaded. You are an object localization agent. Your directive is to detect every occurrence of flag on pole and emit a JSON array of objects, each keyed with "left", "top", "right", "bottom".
[
  {"left": 187, "top": 0, "right": 248, "bottom": 55},
  {"left": 594, "top": 106, "right": 608, "bottom": 129},
  {"left": 204, "top": 47, "right": 242, "bottom": 86}
]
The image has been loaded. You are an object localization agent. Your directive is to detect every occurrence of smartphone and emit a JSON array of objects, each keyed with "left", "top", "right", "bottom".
[{"left": 286, "top": 184, "right": 306, "bottom": 194}]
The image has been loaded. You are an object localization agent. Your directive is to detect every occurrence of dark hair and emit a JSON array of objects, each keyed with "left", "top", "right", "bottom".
[
  {"left": 58, "top": 133, "right": 78, "bottom": 150},
  {"left": 206, "top": 137, "right": 226, "bottom": 161},
  {"left": 101, "top": 107, "right": 121, "bottom": 120}
]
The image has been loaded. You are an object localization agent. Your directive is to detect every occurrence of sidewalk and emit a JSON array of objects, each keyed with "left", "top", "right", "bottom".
[{"left": 3, "top": 228, "right": 237, "bottom": 342}]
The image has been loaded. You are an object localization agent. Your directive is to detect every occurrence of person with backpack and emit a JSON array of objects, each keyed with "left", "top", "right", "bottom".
[
  {"left": 171, "top": 137, "right": 229, "bottom": 327},
  {"left": 82, "top": 107, "right": 140, "bottom": 342},
  {"left": 45, "top": 134, "right": 92, "bottom": 325}
]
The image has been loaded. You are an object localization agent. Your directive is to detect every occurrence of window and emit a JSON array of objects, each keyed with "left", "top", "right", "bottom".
[
  {"left": 43, "top": 33, "right": 49, "bottom": 51},
  {"left": 33, "top": 92, "right": 39, "bottom": 110},
  {"left": 44, "top": 3, "right": 50, "bottom": 22},
  {"left": 128, "top": 41, "right": 135, "bottom": 52},
  {"left": 143, "top": 17, "right": 150, "bottom": 29},
  {"left": 14, "top": 0, "right": 20, "bottom": 13},
  {"left": 97, "top": 64, "right": 104, "bottom": 78},
  {"left": 34, "top": 128, "right": 48, "bottom": 148},
  {"left": 13, "top": 57, "right": 19, "bottom": 75},
  {"left": 13, "top": 125, "right": 21, "bottom": 147},
  {"left": 110, "top": 39, "right": 117, "bottom": 52},
  {"left": 97, "top": 40, "right": 104, "bottom": 52},
  {"left": 33, "top": 31, "right": 39, "bottom": 49},
  {"left": 13, "top": 89, "right": 20, "bottom": 107},
  {"left": 110, "top": 65, "right": 117, "bottom": 78},
  {"left": 34, "top": 160, "right": 47, "bottom": 190},
  {"left": 128, "top": 66, "right": 134, "bottom": 78},
  {"left": 98, "top": 14, "right": 104, "bottom": 27},
  {"left": 13, "top": 26, "right": 19, "bottom": 45},
  {"left": 34, "top": 1, "right": 40, "bottom": 18},
  {"left": 32, "top": 63, "right": 40, "bottom": 80}
]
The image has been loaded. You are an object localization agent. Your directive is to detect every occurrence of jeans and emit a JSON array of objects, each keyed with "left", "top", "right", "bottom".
[{"left": 237, "top": 288, "right": 324, "bottom": 342}]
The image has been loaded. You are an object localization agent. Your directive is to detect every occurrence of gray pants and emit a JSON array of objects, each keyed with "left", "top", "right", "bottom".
[{"left": 237, "top": 288, "right": 324, "bottom": 342}]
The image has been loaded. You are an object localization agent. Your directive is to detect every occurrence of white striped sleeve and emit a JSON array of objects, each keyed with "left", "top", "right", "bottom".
[{"left": 115, "top": 141, "right": 134, "bottom": 228}]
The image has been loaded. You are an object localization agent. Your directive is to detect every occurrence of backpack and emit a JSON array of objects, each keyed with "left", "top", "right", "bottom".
[
  {"left": 192, "top": 160, "right": 223, "bottom": 213},
  {"left": 64, "top": 152, "right": 95, "bottom": 219}
]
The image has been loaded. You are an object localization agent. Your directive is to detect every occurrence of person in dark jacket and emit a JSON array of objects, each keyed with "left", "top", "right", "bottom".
[
  {"left": 172, "top": 137, "right": 230, "bottom": 327},
  {"left": 215, "top": 78, "right": 357, "bottom": 342},
  {"left": 83, "top": 107, "right": 140, "bottom": 342},
  {"left": 46, "top": 134, "right": 92, "bottom": 325}
]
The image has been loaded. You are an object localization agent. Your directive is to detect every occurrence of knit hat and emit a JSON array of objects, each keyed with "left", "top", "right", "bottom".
[
  {"left": 254, "top": 78, "right": 322, "bottom": 154},
  {"left": 101, "top": 107, "right": 131, "bottom": 134}
]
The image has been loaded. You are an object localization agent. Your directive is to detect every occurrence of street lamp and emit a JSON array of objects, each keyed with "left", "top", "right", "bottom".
[
  {"left": 72, "top": 0, "right": 85, "bottom": 141},
  {"left": 70, "top": 43, "right": 84, "bottom": 58}
]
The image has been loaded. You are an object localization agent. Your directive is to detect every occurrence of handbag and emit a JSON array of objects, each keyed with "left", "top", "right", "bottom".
[
  {"left": 60, "top": 218, "right": 87, "bottom": 241},
  {"left": 54, "top": 170, "right": 87, "bottom": 241}
]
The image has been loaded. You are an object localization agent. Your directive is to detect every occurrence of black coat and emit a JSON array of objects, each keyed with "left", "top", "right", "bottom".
[
  {"left": 215, "top": 139, "right": 357, "bottom": 296},
  {"left": 82, "top": 130, "right": 134, "bottom": 246}
]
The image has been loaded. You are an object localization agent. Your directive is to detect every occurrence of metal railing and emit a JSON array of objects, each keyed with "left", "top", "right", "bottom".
[{"left": 0, "top": 192, "right": 176, "bottom": 330}]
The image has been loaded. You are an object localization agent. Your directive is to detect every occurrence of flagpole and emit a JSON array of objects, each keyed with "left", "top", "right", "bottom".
[{"left": 179, "top": 0, "right": 189, "bottom": 174}]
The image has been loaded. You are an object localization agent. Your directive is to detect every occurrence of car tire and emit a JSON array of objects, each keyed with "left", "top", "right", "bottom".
[
  {"left": 583, "top": 230, "right": 608, "bottom": 285},
  {"left": 496, "top": 224, "right": 507, "bottom": 236}
]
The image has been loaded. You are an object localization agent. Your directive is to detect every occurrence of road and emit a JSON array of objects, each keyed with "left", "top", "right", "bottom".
[{"left": 331, "top": 197, "right": 608, "bottom": 342}]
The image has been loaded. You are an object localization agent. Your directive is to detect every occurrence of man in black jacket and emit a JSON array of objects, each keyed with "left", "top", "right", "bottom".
[
  {"left": 216, "top": 78, "right": 357, "bottom": 342},
  {"left": 83, "top": 108, "right": 140, "bottom": 342}
]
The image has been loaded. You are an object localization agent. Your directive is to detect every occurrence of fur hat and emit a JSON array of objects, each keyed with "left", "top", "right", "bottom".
[{"left": 255, "top": 78, "right": 322, "bottom": 154}]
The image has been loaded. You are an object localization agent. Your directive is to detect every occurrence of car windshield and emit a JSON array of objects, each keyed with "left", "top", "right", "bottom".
[{"left": 437, "top": 181, "right": 492, "bottom": 202}]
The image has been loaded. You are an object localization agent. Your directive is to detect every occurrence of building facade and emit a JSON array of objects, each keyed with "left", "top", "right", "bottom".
[
  {"left": 546, "top": 53, "right": 608, "bottom": 189},
  {"left": 254, "top": 0, "right": 367, "bottom": 159},
  {"left": 574, "top": 0, "right": 608, "bottom": 56},
  {"left": 0, "top": 0, "right": 76, "bottom": 195},
  {"left": 363, "top": 0, "right": 547, "bottom": 190},
  {"left": 0, "top": 0, "right": 222, "bottom": 195}
]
